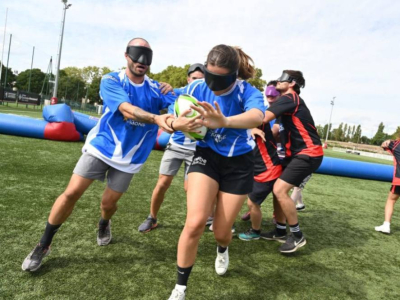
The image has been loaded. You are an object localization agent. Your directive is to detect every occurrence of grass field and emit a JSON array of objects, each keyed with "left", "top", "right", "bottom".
[{"left": 1, "top": 111, "right": 400, "bottom": 299}]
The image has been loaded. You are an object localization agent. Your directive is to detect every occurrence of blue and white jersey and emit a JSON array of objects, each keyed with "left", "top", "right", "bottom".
[
  {"left": 167, "top": 103, "right": 196, "bottom": 151},
  {"left": 83, "top": 71, "right": 176, "bottom": 173},
  {"left": 184, "top": 79, "right": 265, "bottom": 157}
]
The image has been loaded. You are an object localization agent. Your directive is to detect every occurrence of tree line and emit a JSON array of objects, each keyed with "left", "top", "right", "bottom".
[{"left": 318, "top": 122, "right": 400, "bottom": 145}]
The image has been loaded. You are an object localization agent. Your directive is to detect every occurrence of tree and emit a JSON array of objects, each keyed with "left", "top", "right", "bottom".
[
  {"left": 16, "top": 68, "right": 46, "bottom": 93},
  {"left": 346, "top": 125, "right": 352, "bottom": 142},
  {"left": 352, "top": 125, "right": 362, "bottom": 143},
  {"left": 390, "top": 126, "right": 400, "bottom": 140},
  {"left": 334, "top": 123, "right": 343, "bottom": 141},
  {"left": 342, "top": 123, "right": 348, "bottom": 141},
  {"left": 316, "top": 125, "right": 324, "bottom": 138},
  {"left": 247, "top": 68, "right": 267, "bottom": 92},
  {"left": 371, "top": 122, "right": 388, "bottom": 145},
  {"left": 0, "top": 62, "right": 17, "bottom": 88},
  {"left": 149, "top": 65, "right": 189, "bottom": 88},
  {"left": 361, "top": 136, "right": 371, "bottom": 144}
]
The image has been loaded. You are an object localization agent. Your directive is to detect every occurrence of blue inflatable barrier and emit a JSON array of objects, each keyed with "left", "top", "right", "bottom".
[
  {"left": 43, "top": 104, "right": 74, "bottom": 123},
  {"left": 0, "top": 113, "right": 47, "bottom": 139},
  {"left": 316, "top": 156, "right": 393, "bottom": 182},
  {"left": 72, "top": 111, "right": 99, "bottom": 135}
]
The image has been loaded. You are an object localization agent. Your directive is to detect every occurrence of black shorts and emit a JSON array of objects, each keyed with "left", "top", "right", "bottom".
[
  {"left": 280, "top": 155, "right": 323, "bottom": 187},
  {"left": 188, "top": 146, "right": 254, "bottom": 195},
  {"left": 390, "top": 185, "right": 400, "bottom": 195},
  {"left": 248, "top": 179, "right": 277, "bottom": 205}
]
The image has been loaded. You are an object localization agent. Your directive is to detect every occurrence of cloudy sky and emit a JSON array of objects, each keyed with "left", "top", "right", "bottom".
[{"left": 0, "top": 0, "right": 399, "bottom": 137}]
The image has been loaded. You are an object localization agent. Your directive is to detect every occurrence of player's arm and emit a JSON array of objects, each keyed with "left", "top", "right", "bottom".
[{"left": 119, "top": 103, "right": 174, "bottom": 133}]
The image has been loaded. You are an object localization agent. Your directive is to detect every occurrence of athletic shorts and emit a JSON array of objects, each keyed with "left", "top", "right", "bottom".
[
  {"left": 280, "top": 155, "right": 323, "bottom": 187},
  {"left": 73, "top": 152, "right": 134, "bottom": 193},
  {"left": 159, "top": 143, "right": 195, "bottom": 180},
  {"left": 248, "top": 179, "right": 277, "bottom": 205},
  {"left": 390, "top": 185, "right": 400, "bottom": 195},
  {"left": 188, "top": 146, "right": 254, "bottom": 195}
]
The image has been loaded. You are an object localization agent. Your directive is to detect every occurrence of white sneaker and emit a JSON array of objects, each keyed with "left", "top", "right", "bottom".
[
  {"left": 168, "top": 288, "right": 185, "bottom": 300},
  {"left": 215, "top": 247, "right": 229, "bottom": 275},
  {"left": 375, "top": 224, "right": 390, "bottom": 234}
]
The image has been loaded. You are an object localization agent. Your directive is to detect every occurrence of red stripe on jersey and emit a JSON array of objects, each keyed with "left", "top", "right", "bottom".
[
  {"left": 254, "top": 137, "right": 282, "bottom": 182},
  {"left": 291, "top": 93, "right": 323, "bottom": 157}
]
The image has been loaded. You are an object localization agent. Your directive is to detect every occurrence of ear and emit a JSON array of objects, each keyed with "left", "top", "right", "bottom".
[
  {"left": 187, "top": 76, "right": 190, "bottom": 83},
  {"left": 289, "top": 80, "right": 297, "bottom": 88}
]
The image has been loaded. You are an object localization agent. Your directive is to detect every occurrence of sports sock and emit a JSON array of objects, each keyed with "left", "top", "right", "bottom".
[
  {"left": 39, "top": 222, "right": 61, "bottom": 248},
  {"left": 99, "top": 217, "right": 110, "bottom": 229},
  {"left": 217, "top": 245, "right": 227, "bottom": 253},
  {"left": 176, "top": 265, "right": 193, "bottom": 286},
  {"left": 276, "top": 222, "right": 287, "bottom": 236},
  {"left": 252, "top": 228, "right": 261, "bottom": 234},
  {"left": 289, "top": 223, "right": 302, "bottom": 238}
]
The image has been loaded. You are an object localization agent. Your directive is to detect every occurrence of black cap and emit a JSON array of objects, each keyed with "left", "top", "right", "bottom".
[{"left": 187, "top": 63, "right": 205, "bottom": 76}]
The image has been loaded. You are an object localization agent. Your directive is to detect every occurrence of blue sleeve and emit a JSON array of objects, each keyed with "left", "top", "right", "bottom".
[
  {"left": 150, "top": 80, "right": 177, "bottom": 110},
  {"left": 167, "top": 103, "right": 174, "bottom": 114},
  {"left": 174, "top": 87, "right": 184, "bottom": 97},
  {"left": 99, "top": 73, "right": 129, "bottom": 113},
  {"left": 243, "top": 84, "right": 265, "bottom": 115}
]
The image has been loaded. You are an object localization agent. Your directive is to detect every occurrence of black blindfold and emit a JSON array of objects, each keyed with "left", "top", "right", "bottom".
[
  {"left": 204, "top": 68, "right": 237, "bottom": 92},
  {"left": 126, "top": 46, "right": 153, "bottom": 66}
]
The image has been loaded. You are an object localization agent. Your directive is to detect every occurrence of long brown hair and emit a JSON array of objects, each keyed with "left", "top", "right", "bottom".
[{"left": 206, "top": 45, "right": 256, "bottom": 80}]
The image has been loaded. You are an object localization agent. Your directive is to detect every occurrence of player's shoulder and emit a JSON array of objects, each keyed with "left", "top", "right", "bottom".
[
  {"left": 102, "top": 71, "right": 123, "bottom": 82},
  {"left": 186, "top": 79, "right": 206, "bottom": 95}
]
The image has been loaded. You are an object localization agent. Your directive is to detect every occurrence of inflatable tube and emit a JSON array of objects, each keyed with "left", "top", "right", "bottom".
[
  {"left": 0, "top": 113, "right": 47, "bottom": 139},
  {"left": 43, "top": 104, "right": 74, "bottom": 123},
  {"left": 44, "top": 122, "right": 82, "bottom": 141},
  {"left": 72, "top": 111, "right": 99, "bottom": 135},
  {"left": 316, "top": 156, "right": 393, "bottom": 182}
]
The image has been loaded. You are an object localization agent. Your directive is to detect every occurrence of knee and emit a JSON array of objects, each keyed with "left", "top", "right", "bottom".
[
  {"left": 184, "top": 219, "right": 205, "bottom": 239},
  {"left": 62, "top": 189, "right": 82, "bottom": 203},
  {"left": 156, "top": 177, "right": 172, "bottom": 192},
  {"left": 273, "top": 186, "right": 287, "bottom": 200},
  {"left": 214, "top": 228, "right": 232, "bottom": 245},
  {"left": 101, "top": 199, "right": 117, "bottom": 212}
]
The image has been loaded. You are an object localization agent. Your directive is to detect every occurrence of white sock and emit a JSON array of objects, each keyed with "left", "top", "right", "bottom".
[{"left": 175, "top": 284, "right": 186, "bottom": 293}]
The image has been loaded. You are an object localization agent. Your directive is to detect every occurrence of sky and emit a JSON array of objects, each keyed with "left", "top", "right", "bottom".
[{"left": 0, "top": 0, "right": 399, "bottom": 138}]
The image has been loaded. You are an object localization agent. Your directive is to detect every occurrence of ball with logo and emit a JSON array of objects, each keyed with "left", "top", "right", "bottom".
[{"left": 174, "top": 94, "right": 208, "bottom": 140}]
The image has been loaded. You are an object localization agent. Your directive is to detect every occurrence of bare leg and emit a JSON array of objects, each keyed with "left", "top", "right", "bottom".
[
  {"left": 213, "top": 192, "right": 247, "bottom": 247},
  {"left": 100, "top": 187, "right": 124, "bottom": 220},
  {"left": 384, "top": 192, "right": 399, "bottom": 223},
  {"left": 48, "top": 174, "right": 94, "bottom": 225},
  {"left": 150, "top": 174, "right": 174, "bottom": 218},
  {"left": 273, "top": 179, "right": 297, "bottom": 225},
  {"left": 247, "top": 199, "right": 262, "bottom": 230},
  {"left": 177, "top": 173, "right": 218, "bottom": 267}
]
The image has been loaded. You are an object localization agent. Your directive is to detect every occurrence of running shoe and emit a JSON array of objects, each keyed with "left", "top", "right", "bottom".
[
  {"left": 375, "top": 224, "right": 390, "bottom": 234},
  {"left": 97, "top": 220, "right": 112, "bottom": 246},
  {"left": 279, "top": 234, "right": 307, "bottom": 253},
  {"left": 296, "top": 204, "right": 306, "bottom": 211},
  {"left": 138, "top": 215, "right": 158, "bottom": 233},
  {"left": 238, "top": 228, "right": 260, "bottom": 241},
  {"left": 215, "top": 247, "right": 229, "bottom": 275},
  {"left": 21, "top": 244, "right": 51, "bottom": 272},
  {"left": 168, "top": 288, "right": 185, "bottom": 300},
  {"left": 260, "top": 229, "right": 287, "bottom": 243}
]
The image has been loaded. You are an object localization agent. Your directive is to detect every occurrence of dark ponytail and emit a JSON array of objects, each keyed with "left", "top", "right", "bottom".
[{"left": 206, "top": 45, "right": 256, "bottom": 80}]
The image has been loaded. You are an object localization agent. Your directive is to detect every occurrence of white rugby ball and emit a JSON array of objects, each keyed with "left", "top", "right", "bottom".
[{"left": 174, "top": 94, "right": 208, "bottom": 140}]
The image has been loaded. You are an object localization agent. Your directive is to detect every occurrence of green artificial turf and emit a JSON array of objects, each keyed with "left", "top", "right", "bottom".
[{"left": 1, "top": 134, "right": 400, "bottom": 300}]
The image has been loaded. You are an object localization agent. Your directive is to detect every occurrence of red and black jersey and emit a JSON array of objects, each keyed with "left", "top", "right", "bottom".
[
  {"left": 267, "top": 91, "right": 323, "bottom": 158},
  {"left": 253, "top": 122, "right": 282, "bottom": 183},
  {"left": 385, "top": 140, "right": 400, "bottom": 186}
]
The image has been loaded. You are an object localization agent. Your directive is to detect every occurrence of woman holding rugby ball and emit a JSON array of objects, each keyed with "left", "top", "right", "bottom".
[{"left": 167, "top": 45, "right": 265, "bottom": 300}]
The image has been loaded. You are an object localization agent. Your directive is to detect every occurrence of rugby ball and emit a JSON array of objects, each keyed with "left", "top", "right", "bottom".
[{"left": 174, "top": 94, "right": 208, "bottom": 140}]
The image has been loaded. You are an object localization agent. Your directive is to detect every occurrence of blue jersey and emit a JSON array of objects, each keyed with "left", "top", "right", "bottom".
[
  {"left": 167, "top": 103, "right": 197, "bottom": 151},
  {"left": 83, "top": 71, "right": 176, "bottom": 173},
  {"left": 184, "top": 79, "right": 265, "bottom": 157}
]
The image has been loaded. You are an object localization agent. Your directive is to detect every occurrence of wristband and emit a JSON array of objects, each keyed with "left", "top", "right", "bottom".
[{"left": 170, "top": 120, "right": 176, "bottom": 132}]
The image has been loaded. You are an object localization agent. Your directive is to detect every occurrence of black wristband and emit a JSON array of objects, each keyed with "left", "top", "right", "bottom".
[{"left": 170, "top": 120, "right": 176, "bottom": 132}]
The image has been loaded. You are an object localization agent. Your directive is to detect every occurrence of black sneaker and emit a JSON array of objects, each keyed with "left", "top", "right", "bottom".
[
  {"left": 260, "top": 229, "right": 287, "bottom": 243},
  {"left": 138, "top": 215, "right": 158, "bottom": 233},
  {"left": 21, "top": 244, "right": 51, "bottom": 272},
  {"left": 279, "top": 234, "right": 307, "bottom": 253},
  {"left": 97, "top": 220, "right": 112, "bottom": 246}
]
